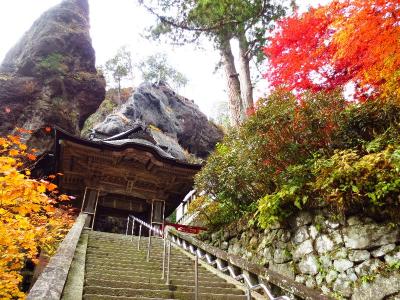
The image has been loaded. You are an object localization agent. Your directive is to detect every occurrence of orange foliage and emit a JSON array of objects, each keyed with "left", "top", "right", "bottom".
[
  {"left": 264, "top": 0, "right": 400, "bottom": 98},
  {"left": 0, "top": 134, "right": 73, "bottom": 299}
]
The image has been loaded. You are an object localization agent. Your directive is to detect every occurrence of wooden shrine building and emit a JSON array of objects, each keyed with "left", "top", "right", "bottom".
[{"left": 53, "top": 127, "right": 202, "bottom": 232}]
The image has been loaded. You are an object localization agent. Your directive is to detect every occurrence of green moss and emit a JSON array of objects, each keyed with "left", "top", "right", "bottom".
[
  {"left": 38, "top": 53, "right": 68, "bottom": 75},
  {"left": 360, "top": 274, "right": 377, "bottom": 284},
  {"left": 81, "top": 98, "right": 117, "bottom": 136}
]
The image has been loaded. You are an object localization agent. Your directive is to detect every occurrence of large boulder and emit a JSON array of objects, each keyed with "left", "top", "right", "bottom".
[
  {"left": 0, "top": 0, "right": 105, "bottom": 151},
  {"left": 85, "top": 82, "right": 224, "bottom": 159}
]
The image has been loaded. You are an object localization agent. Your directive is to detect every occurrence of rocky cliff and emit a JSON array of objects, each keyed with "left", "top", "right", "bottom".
[
  {"left": 84, "top": 82, "right": 224, "bottom": 159},
  {"left": 0, "top": 0, "right": 105, "bottom": 151}
]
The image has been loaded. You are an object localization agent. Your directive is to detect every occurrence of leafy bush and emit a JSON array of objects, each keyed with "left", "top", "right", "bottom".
[
  {"left": 187, "top": 195, "right": 242, "bottom": 230},
  {"left": 196, "top": 90, "right": 400, "bottom": 229},
  {"left": 0, "top": 132, "right": 73, "bottom": 298},
  {"left": 258, "top": 143, "right": 400, "bottom": 227},
  {"left": 334, "top": 98, "right": 400, "bottom": 150},
  {"left": 195, "top": 90, "right": 346, "bottom": 222}
]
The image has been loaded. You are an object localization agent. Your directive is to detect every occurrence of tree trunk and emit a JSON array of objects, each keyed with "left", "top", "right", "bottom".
[
  {"left": 117, "top": 79, "right": 121, "bottom": 104},
  {"left": 237, "top": 30, "right": 254, "bottom": 113},
  {"left": 219, "top": 35, "right": 244, "bottom": 127}
]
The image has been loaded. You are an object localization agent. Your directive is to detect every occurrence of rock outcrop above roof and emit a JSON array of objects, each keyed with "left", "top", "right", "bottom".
[
  {"left": 0, "top": 0, "right": 105, "bottom": 151},
  {"left": 85, "top": 82, "right": 224, "bottom": 160}
]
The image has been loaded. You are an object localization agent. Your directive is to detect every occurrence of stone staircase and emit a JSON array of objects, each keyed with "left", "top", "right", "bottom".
[{"left": 83, "top": 231, "right": 248, "bottom": 300}]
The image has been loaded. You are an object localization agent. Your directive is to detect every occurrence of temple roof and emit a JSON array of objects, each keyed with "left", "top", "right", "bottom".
[{"left": 54, "top": 127, "right": 202, "bottom": 215}]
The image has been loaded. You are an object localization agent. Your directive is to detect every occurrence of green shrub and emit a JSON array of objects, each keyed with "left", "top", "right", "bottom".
[
  {"left": 258, "top": 143, "right": 400, "bottom": 228},
  {"left": 196, "top": 90, "right": 400, "bottom": 229},
  {"left": 195, "top": 90, "right": 346, "bottom": 222},
  {"left": 334, "top": 98, "right": 400, "bottom": 149},
  {"left": 187, "top": 195, "right": 245, "bottom": 230}
]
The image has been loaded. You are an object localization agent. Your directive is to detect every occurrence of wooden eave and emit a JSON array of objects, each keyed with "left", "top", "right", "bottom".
[{"left": 54, "top": 127, "right": 202, "bottom": 214}]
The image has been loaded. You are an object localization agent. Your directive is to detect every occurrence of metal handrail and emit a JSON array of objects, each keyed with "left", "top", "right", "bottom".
[
  {"left": 166, "top": 230, "right": 290, "bottom": 300},
  {"left": 126, "top": 215, "right": 163, "bottom": 261},
  {"left": 125, "top": 215, "right": 316, "bottom": 300},
  {"left": 126, "top": 214, "right": 163, "bottom": 236}
]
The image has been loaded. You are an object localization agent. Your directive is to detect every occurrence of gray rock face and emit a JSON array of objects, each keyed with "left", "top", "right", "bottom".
[
  {"left": 354, "top": 259, "right": 384, "bottom": 276},
  {"left": 352, "top": 273, "right": 400, "bottom": 300},
  {"left": 319, "top": 255, "right": 332, "bottom": 269},
  {"left": 385, "top": 250, "right": 400, "bottom": 265},
  {"left": 334, "top": 259, "right": 354, "bottom": 272},
  {"left": 332, "top": 248, "right": 348, "bottom": 259},
  {"left": 0, "top": 0, "right": 105, "bottom": 151},
  {"left": 293, "top": 226, "right": 309, "bottom": 244},
  {"left": 326, "top": 270, "right": 338, "bottom": 284},
  {"left": 291, "top": 212, "right": 313, "bottom": 227},
  {"left": 348, "top": 250, "right": 371, "bottom": 262},
  {"left": 305, "top": 276, "right": 317, "bottom": 288},
  {"left": 273, "top": 248, "right": 292, "bottom": 264},
  {"left": 298, "top": 254, "right": 319, "bottom": 275},
  {"left": 315, "top": 235, "right": 334, "bottom": 254},
  {"left": 88, "top": 82, "right": 223, "bottom": 159},
  {"left": 333, "top": 277, "right": 353, "bottom": 297},
  {"left": 371, "top": 244, "right": 396, "bottom": 258},
  {"left": 343, "top": 224, "right": 400, "bottom": 249},
  {"left": 293, "top": 239, "right": 314, "bottom": 261},
  {"left": 220, "top": 241, "right": 229, "bottom": 251}
]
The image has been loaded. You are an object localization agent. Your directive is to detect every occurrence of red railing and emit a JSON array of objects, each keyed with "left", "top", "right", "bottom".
[{"left": 163, "top": 222, "right": 206, "bottom": 234}]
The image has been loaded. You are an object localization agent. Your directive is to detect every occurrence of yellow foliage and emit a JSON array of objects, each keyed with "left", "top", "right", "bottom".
[{"left": 0, "top": 134, "right": 73, "bottom": 299}]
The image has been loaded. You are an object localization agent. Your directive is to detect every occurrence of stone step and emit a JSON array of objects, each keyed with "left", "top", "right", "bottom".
[
  {"left": 88, "top": 237, "right": 162, "bottom": 242},
  {"left": 86, "top": 259, "right": 194, "bottom": 269},
  {"left": 89, "top": 238, "right": 162, "bottom": 242},
  {"left": 86, "top": 247, "right": 184, "bottom": 255},
  {"left": 85, "top": 270, "right": 225, "bottom": 282},
  {"left": 87, "top": 241, "right": 163, "bottom": 246},
  {"left": 86, "top": 261, "right": 194, "bottom": 271},
  {"left": 85, "top": 279, "right": 242, "bottom": 294},
  {"left": 83, "top": 286, "right": 246, "bottom": 300},
  {"left": 85, "top": 273, "right": 233, "bottom": 288},
  {"left": 87, "top": 249, "right": 186, "bottom": 259},
  {"left": 86, "top": 256, "right": 195, "bottom": 267},
  {"left": 88, "top": 235, "right": 161, "bottom": 241},
  {"left": 85, "top": 261, "right": 209, "bottom": 272},
  {"left": 86, "top": 244, "right": 168, "bottom": 251},
  {"left": 85, "top": 263, "right": 210, "bottom": 274},
  {"left": 86, "top": 254, "right": 191, "bottom": 263},
  {"left": 84, "top": 296, "right": 174, "bottom": 300}
]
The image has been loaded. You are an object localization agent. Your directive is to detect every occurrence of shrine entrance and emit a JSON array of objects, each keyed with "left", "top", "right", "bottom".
[{"left": 54, "top": 128, "right": 201, "bottom": 233}]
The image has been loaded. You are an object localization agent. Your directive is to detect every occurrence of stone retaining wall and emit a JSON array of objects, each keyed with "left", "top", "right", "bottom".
[{"left": 200, "top": 211, "right": 400, "bottom": 299}]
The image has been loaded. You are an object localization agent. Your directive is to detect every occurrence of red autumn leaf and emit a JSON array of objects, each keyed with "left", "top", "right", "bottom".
[
  {"left": 27, "top": 153, "right": 37, "bottom": 161},
  {"left": 46, "top": 183, "right": 58, "bottom": 192},
  {"left": 263, "top": 0, "right": 400, "bottom": 98}
]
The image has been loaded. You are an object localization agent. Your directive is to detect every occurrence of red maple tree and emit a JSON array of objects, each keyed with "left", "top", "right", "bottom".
[{"left": 263, "top": 0, "right": 400, "bottom": 99}]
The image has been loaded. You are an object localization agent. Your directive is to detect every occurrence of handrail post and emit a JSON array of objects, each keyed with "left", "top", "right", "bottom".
[
  {"left": 147, "top": 227, "right": 152, "bottom": 261},
  {"left": 162, "top": 236, "right": 167, "bottom": 279},
  {"left": 131, "top": 219, "right": 135, "bottom": 242},
  {"left": 125, "top": 216, "right": 129, "bottom": 235},
  {"left": 246, "top": 287, "right": 251, "bottom": 300},
  {"left": 138, "top": 224, "right": 142, "bottom": 250},
  {"left": 195, "top": 254, "right": 199, "bottom": 300},
  {"left": 166, "top": 240, "right": 171, "bottom": 285}
]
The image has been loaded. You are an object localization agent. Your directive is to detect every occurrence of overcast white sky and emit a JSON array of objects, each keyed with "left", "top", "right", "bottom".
[{"left": 0, "top": 0, "right": 330, "bottom": 117}]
